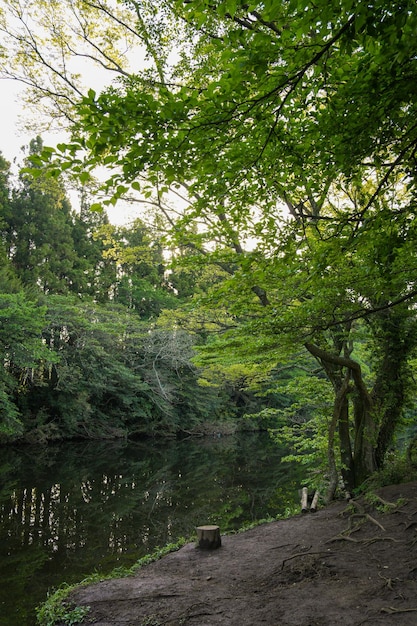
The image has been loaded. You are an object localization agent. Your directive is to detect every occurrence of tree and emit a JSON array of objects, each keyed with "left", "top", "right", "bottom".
[
  {"left": 18, "top": 296, "right": 221, "bottom": 441},
  {"left": 1, "top": 138, "right": 121, "bottom": 299},
  {"left": 0, "top": 154, "right": 20, "bottom": 293},
  {"left": 3, "top": 138, "right": 85, "bottom": 293},
  {"left": 0, "top": 145, "right": 225, "bottom": 443},
  {"left": 0, "top": 291, "right": 54, "bottom": 439},
  {"left": 0, "top": 152, "right": 56, "bottom": 440},
  {"left": 3, "top": 0, "right": 417, "bottom": 490},
  {"left": 0, "top": 0, "right": 179, "bottom": 123},
  {"left": 94, "top": 218, "right": 178, "bottom": 317},
  {"left": 68, "top": 196, "right": 117, "bottom": 300}
]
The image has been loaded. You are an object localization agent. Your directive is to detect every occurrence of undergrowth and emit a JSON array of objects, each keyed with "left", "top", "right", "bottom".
[{"left": 356, "top": 454, "right": 417, "bottom": 496}]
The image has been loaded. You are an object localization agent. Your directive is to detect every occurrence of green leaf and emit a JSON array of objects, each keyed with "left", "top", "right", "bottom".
[
  {"left": 79, "top": 171, "right": 91, "bottom": 184},
  {"left": 90, "top": 202, "right": 103, "bottom": 212}
]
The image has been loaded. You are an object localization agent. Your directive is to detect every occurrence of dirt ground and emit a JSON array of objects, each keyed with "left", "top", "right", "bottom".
[{"left": 67, "top": 481, "right": 417, "bottom": 626}]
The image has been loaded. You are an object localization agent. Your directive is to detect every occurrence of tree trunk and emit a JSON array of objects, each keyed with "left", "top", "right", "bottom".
[
  {"left": 352, "top": 392, "right": 377, "bottom": 486},
  {"left": 373, "top": 337, "right": 408, "bottom": 468},
  {"left": 326, "top": 374, "right": 350, "bottom": 502},
  {"left": 338, "top": 395, "right": 355, "bottom": 493},
  {"left": 305, "top": 341, "right": 377, "bottom": 491},
  {"left": 371, "top": 304, "right": 415, "bottom": 469}
]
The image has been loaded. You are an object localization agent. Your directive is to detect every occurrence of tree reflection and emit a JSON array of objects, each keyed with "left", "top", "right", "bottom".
[{"left": 0, "top": 434, "right": 303, "bottom": 625}]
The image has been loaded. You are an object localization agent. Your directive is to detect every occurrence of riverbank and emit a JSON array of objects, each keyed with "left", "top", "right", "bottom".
[{"left": 53, "top": 480, "right": 417, "bottom": 625}]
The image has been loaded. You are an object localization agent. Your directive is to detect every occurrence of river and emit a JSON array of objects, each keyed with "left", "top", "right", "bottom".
[{"left": 0, "top": 432, "right": 304, "bottom": 625}]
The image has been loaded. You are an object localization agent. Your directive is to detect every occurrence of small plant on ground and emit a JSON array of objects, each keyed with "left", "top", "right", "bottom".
[
  {"left": 366, "top": 455, "right": 417, "bottom": 489},
  {"left": 364, "top": 492, "right": 407, "bottom": 513},
  {"left": 36, "top": 586, "right": 90, "bottom": 626}
]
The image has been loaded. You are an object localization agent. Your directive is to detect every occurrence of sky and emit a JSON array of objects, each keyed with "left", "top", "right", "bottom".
[
  {"left": 0, "top": 79, "right": 33, "bottom": 163},
  {"left": 0, "top": 1, "right": 169, "bottom": 227},
  {"left": 0, "top": 77, "right": 141, "bottom": 225}
]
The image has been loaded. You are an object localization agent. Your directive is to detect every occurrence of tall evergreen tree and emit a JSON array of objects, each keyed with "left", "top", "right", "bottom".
[
  {"left": 0, "top": 154, "right": 20, "bottom": 293},
  {"left": 3, "top": 138, "right": 80, "bottom": 293}
]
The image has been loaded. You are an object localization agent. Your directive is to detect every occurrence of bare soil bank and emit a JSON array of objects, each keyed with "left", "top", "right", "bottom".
[{"left": 66, "top": 481, "right": 417, "bottom": 625}]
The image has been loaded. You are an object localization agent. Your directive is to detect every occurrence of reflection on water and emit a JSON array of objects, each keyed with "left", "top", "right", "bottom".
[{"left": 0, "top": 433, "right": 303, "bottom": 625}]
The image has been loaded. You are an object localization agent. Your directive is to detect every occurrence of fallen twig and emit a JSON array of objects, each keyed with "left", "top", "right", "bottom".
[
  {"left": 381, "top": 606, "right": 417, "bottom": 614},
  {"left": 378, "top": 572, "right": 396, "bottom": 590},
  {"left": 271, "top": 543, "right": 294, "bottom": 550},
  {"left": 326, "top": 534, "right": 359, "bottom": 544}
]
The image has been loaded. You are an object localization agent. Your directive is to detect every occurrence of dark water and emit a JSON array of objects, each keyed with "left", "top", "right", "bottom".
[{"left": 0, "top": 432, "right": 304, "bottom": 625}]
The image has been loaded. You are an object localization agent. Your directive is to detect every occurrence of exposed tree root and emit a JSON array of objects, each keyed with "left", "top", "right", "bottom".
[
  {"left": 280, "top": 551, "right": 332, "bottom": 570},
  {"left": 327, "top": 534, "right": 400, "bottom": 545},
  {"left": 378, "top": 572, "right": 398, "bottom": 590},
  {"left": 328, "top": 510, "right": 387, "bottom": 543},
  {"left": 370, "top": 494, "right": 410, "bottom": 513},
  {"left": 361, "top": 536, "right": 400, "bottom": 546},
  {"left": 350, "top": 513, "right": 386, "bottom": 531},
  {"left": 404, "top": 520, "right": 417, "bottom": 530}
]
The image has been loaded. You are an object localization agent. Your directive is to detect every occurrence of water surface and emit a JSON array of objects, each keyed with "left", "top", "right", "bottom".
[{"left": 0, "top": 432, "right": 303, "bottom": 625}]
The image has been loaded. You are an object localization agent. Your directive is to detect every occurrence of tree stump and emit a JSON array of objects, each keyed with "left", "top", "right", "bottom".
[{"left": 196, "top": 525, "right": 221, "bottom": 549}]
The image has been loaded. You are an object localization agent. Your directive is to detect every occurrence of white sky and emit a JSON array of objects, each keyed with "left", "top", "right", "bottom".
[
  {"left": 0, "top": 77, "right": 141, "bottom": 225},
  {"left": 0, "top": 79, "right": 32, "bottom": 162}
]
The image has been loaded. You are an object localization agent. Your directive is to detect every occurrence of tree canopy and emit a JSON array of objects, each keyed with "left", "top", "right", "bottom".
[{"left": 1, "top": 0, "right": 417, "bottom": 493}]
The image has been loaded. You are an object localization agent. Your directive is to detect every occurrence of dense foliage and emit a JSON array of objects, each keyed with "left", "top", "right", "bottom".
[
  {"left": 1, "top": 0, "right": 417, "bottom": 494},
  {"left": 0, "top": 146, "right": 272, "bottom": 443}
]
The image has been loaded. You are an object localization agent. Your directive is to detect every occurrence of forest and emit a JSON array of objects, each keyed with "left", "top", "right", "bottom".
[
  {"left": 1, "top": 0, "right": 417, "bottom": 500},
  {"left": 0, "top": 139, "right": 270, "bottom": 444}
]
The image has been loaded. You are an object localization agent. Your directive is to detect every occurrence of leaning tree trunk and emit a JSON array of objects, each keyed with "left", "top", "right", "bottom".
[
  {"left": 326, "top": 369, "right": 351, "bottom": 502},
  {"left": 305, "top": 341, "right": 378, "bottom": 491}
]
